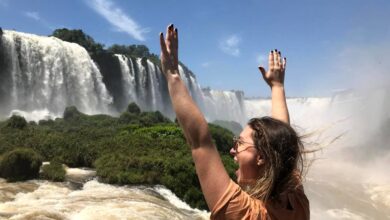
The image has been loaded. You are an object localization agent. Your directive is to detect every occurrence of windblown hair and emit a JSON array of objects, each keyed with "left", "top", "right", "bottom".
[{"left": 247, "top": 117, "right": 305, "bottom": 202}]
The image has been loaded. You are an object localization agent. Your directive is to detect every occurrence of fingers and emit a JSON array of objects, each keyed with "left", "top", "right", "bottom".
[
  {"left": 269, "top": 51, "right": 274, "bottom": 70},
  {"left": 258, "top": 66, "right": 266, "bottom": 76},
  {"left": 164, "top": 24, "right": 179, "bottom": 53},
  {"left": 274, "top": 49, "right": 280, "bottom": 67},
  {"left": 174, "top": 28, "right": 178, "bottom": 51},
  {"left": 160, "top": 24, "right": 179, "bottom": 73},
  {"left": 277, "top": 50, "right": 282, "bottom": 67},
  {"left": 165, "top": 24, "right": 172, "bottom": 52},
  {"left": 160, "top": 32, "right": 168, "bottom": 56},
  {"left": 168, "top": 24, "right": 174, "bottom": 41},
  {"left": 270, "top": 49, "right": 286, "bottom": 70}
]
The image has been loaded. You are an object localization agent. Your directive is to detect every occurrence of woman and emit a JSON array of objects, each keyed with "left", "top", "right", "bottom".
[{"left": 159, "top": 24, "right": 309, "bottom": 220}]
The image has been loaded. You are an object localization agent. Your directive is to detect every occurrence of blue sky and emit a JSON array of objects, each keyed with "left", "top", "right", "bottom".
[{"left": 1, "top": 0, "right": 389, "bottom": 97}]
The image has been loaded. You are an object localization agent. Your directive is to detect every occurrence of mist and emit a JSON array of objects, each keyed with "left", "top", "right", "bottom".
[{"left": 304, "top": 42, "right": 390, "bottom": 219}]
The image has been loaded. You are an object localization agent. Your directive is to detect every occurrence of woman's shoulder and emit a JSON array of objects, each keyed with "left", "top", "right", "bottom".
[
  {"left": 210, "top": 180, "right": 309, "bottom": 220},
  {"left": 266, "top": 185, "right": 310, "bottom": 219},
  {"left": 210, "top": 180, "right": 266, "bottom": 220}
]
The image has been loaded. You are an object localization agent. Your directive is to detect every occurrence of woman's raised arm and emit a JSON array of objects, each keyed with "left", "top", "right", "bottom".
[
  {"left": 159, "top": 24, "right": 230, "bottom": 210},
  {"left": 258, "top": 50, "right": 290, "bottom": 124}
]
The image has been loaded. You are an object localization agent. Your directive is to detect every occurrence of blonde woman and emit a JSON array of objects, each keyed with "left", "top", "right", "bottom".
[{"left": 160, "top": 24, "right": 309, "bottom": 220}]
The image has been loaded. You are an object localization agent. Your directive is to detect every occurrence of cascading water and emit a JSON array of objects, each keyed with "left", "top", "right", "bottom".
[
  {"left": 112, "top": 53, "right": 246, "bottom": 122},
  {"left": 0, "top": 30, "right": 247, "bottom": 123},
  {"left": 0, "top": 168, "right": 209, "bottom": 220},
  {"left": 202, "top": 88, "right": 246, "bottom": 124},
  {"left": 0, "top": 30, "right": 113, "bottom": 120}
]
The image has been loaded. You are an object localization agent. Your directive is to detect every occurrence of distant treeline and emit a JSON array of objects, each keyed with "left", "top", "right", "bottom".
[
  {"left": 0, "top": 103, "right": 237, "bottom": 210},
  {"left": 50, "top": 28, "right": 192, "bottom": 71}
]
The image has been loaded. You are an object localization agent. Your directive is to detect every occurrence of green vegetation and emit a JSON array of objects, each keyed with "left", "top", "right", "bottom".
[
  {"left": 0, "top": 103, "right": 237, "bottom": 210},
  {"left": 51, "top": 28, "right": 160, "bottom": 65},
  {"left": 41, "top": 160, "right": 66, "bottom": 182},
  {"left": 107, "top": 44, "right": 160, "bottom": 65},
  {"left": 212, "top": 120, "right": 243, "bottom": 135},
  {"left": 0, "top": 148, "right": 42, "bottom": 181},
  {"left": 121, "top": 103, "right": 170, "bottom": 125},
  {"left": 126, "top": 102, "right": 141, "bottom": 115},
  {"left": 7, "top": 115, "right": 28, "bottom": 129},
  {"left": 51, "top": 28, "right": 104, "bottom": 55}
]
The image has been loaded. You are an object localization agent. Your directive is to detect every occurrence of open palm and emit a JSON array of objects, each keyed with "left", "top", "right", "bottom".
[{"left": 258, "top": 50, "right": 286, "bottom": 88}]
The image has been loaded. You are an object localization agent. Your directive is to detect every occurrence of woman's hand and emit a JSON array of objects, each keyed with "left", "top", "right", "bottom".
[
  {"left": 258, "top": 50, "right": 286, "bottom": 88},
  {"left": 160, "top": 24, "right": 179, "bottom": 77}
]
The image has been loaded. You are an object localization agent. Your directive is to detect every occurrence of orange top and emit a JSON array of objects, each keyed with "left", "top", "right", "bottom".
[{"left": 210, "top": 180, "right": 310, "bottom": 220}]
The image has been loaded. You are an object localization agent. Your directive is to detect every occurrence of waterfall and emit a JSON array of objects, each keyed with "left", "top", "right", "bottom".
[
  {"left": 113, "top": 54, "right": 246, "bottom": 123},
  {"left": 114, "top": 54, "right": 172, "bottom": 116},
  {"left": 0, "top": 30, "right": 113, "bottom": 120},
  {"left": 202, "top": 88, "right": 246, "bottom": 124},
  {"left": 0, "top": 30, "right": 248, "bottom": 124}
]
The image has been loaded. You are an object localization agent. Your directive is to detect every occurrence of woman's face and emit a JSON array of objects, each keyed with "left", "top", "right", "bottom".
[{"left": 230, "top": 126, "right": 264, "bottom": 185}]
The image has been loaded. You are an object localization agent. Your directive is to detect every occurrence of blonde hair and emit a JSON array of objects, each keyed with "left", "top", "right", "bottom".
[{"left": 246, "top": 117, "right": 305, "bottom": 202}]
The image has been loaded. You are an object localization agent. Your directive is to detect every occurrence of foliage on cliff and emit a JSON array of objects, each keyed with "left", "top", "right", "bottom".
[
  {"left": 212, "top": 120, "right": 243, "bottom": 136},
  {"left": 107, "top": 44, "right": 160, "bottom": 65},
  {"left": 51, "top": 28, "right": 160, "bottom": 65},
  {"left": 0, "top": 103, "right": 236, "bottom": 210},
  {"left": 51, "top": 28, "right": 104, "bottom": 55}
]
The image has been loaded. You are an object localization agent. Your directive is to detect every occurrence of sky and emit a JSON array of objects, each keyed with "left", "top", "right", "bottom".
[{"left": 0, "top": 0, "right": 389, "bottom": 97}]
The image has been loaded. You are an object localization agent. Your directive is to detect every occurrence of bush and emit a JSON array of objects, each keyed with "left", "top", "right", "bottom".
[
  {"left": 126, "top": 102, "right": 141, "bottom": 115},
  {"left": 212, "top": 120, "right": 243, "bottom": 135},
  {"left": 6, "top": 115, "right": 27, "bottom": 129},
  {"left": 209, "top": 123, "right": 234, "bottom": 154},
  {"left": 0, "top": 148, "right": 42, "bottom": 181},
  {"left": 41, "top": 160, "right": 66, "bottom": 182},
  {"left": 119, "top": 112, "right": 138, "bottom": 124},
  {"left": 139, "top": 111, "right": 171, "bottom": 126},
  {"left": 63, "top": 106, "right": 83, "bottom": 120}
]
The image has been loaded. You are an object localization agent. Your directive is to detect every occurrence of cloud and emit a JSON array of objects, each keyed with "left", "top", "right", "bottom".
[
  {"left": 335, "top": 42, "right": 390, "bottom": 89},
  {"left": 256, "top": 54, "right": 267, "bottom": 66},
  {"left": 86, "top": 0, "right": 148, "bottom": 41},
  {"left": 201, "top": 62, "right": 211, "bottom": 68},
  {"left": 219, "top": 35, "right": 241, "bottom": 56},
  {"left": 24, "top": 11, "right": 41, "bottom": 21},
  {"left": 23, "top": 11, "right": 55, "bottom": 30}
]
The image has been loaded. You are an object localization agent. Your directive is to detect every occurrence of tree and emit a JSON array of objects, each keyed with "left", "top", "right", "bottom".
[
  {"left": 107, "top": 44, "right": 151, "bottom": 58},
  {"left": 7, "top": 115, "right": 27, "bottom": 129},
  {"left": 0, "top": 148, "right": 42, "bottom": 181},
  {"left": 63, "top": 106, "right": 83, "bottom": 120},
  {"left": 127, "top": 102, "right": 141, "bottom": 115},
  {"left": 51, "top": 28, "right": 104, "bottom": 55}
]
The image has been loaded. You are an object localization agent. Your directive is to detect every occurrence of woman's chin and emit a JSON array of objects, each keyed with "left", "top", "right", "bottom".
[{"left": 236, "top": 169, "right": 242, "bottom": 183}]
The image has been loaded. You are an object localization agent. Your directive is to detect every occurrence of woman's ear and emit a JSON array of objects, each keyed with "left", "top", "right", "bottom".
[
  {"left": 256, "top": 154, "right": 265, "bottom": 166},
  {"left": 257, "top": 159, "right": 265, "bottom": 166}
]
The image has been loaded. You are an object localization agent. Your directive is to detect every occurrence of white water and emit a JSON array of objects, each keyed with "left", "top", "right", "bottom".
[
  {"left": 0, "top": 30, "right": 113, "bottom": 120},
  {"left": 0, "top": 167, "right": 209, "bottom": 220},
  {"left": 113, "top": 53, "right": 245, "bottom": 122},
  {"left": 115, "top": 55, "right": 168, "bottom": 114},
  {"left": 0, "top": 30, "right": 248, "bottom": 123}
]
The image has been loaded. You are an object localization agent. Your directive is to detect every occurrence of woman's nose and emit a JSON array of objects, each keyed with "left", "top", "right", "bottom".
[{"left": 230, "top": 147, "right": 236, "bottom": 156}]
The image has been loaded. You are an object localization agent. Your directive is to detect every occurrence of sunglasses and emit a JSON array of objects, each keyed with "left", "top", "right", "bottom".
[{"left": 232, "top": 136, "right": 256, "bottom": 153}]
